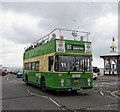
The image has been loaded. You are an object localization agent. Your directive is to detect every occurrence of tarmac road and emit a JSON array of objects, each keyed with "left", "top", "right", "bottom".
[
  {"left": 2, "top": 74, "right": 119, "bottom": 111},
  {"left": 2, "top": 74, "right": 62, "bottom": 110}
]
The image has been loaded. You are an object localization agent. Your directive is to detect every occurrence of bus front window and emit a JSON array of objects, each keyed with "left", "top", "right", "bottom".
[{"left": 55, "top": 55, "right": 92, "bottom": 72}]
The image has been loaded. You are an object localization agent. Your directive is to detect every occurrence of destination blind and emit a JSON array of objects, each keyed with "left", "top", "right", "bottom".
[{"left": 65, "top": 44, "right": 84, "bottom": 50}]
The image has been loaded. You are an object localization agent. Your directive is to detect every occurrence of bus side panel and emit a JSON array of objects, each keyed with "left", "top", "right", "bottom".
[
  {"left": 23, "top": 70, "right": 37, "bottom": 84},
  {"left": 23, "top": 71, "right": 93, "bottom": 90}
]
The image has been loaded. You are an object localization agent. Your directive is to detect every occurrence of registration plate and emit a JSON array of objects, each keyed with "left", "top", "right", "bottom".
[
  {"left": 72, "top": 74, "right": 81, "bottom": 78},
  {"left": 71, "top": 79, "right": 80, "bottom": 86},
  {"left": 73, "top": 79, "right": 79, "bottom": 83}
]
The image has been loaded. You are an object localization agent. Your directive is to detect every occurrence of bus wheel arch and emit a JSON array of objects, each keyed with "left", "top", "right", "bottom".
[{"left": 41, "top": 76, "right": 46, "bottom": 92}]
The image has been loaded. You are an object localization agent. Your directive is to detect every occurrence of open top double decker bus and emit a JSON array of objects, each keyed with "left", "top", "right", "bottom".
[{"left": 23, "top": 28, "right": 93, "bottom": 92}]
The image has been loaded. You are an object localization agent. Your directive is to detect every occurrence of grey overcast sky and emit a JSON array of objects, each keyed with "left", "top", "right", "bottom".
[{"left": 0, "top": 1, "right": 118, "bottom": 68}]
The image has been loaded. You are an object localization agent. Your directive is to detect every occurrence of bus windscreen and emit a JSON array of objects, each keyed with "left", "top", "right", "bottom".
[{"left": 55, "top": 55, "right": 92, "bottom": 72}]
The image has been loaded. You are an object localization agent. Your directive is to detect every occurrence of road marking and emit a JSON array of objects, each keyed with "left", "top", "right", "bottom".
[
  {"left": 7, "top": 78, "right": 9, "bottom": 81},
  {"left": 27, "top": 89, "right": 31, "bottom": 94},
  {"left": 105, "top": 91, "right": 111, "bottom": 93},
  {"left": 111, "top": 90, "right": 120, "bottom": 99},
  {"left": 27, "top": 89, "right": 49, "bottom": 98},
  {"left": 49, "top": 98, "right": 61, "bottom": 108},
  {"left": 100, "top": 91, "right": 104, "bottom": 96},
  {"left": 27, "top": 89, "right": 62, "bottom": 109}
]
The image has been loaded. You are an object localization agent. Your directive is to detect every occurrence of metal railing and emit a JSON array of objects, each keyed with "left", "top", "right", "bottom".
[{"left": 24, "top": 28, "right": 90, "bottom": 52}]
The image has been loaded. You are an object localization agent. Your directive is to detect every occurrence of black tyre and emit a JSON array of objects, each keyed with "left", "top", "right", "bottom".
[
  {"left": 93, "top": 77, "right": 97, "bottom": 80},
  {"left": 41, "top": 78, "right": 46, "bottom": 92},
  {"left": 25, "top": 75, "right": 29, "bottom": 86},
  {"left": 71, "top": 90, "right": 77, "bottom": 94}
]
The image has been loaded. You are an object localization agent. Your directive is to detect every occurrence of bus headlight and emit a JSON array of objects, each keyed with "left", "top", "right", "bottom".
[
  {"left": 88, "top": 79, "right": 91, "bottom": 86},
  {"left": 61, "top": 79, "right": 64, "bottom": 87},
  {"left": 88, "top": 83, "right": 91, "bottom": 86},
  {"left": 88, "top": 79, "right": 90, "bottom": 83}
]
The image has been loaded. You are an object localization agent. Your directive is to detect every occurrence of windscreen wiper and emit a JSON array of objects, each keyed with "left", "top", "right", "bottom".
[
  {"left": 67, "top": 64, "right": 74, "bottom": 74},
  {"left": 67, "top": 62, "right": 76, "bottom": 74},
  {"left": 67, "top": 57, "right": 77, "bottom": 74}
]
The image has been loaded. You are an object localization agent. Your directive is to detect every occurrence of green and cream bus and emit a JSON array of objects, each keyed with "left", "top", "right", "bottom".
[{"left": 23, "top": 28, "right": 93, "bottom": 92}]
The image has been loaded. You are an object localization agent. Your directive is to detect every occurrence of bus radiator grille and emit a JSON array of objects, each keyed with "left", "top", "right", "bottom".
[{"left": 66, "top": 78, "right": 87, "bottom": 87}]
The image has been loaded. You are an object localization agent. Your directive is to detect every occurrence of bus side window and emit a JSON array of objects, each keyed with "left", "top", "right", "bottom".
[
  {"left": 35, "top": 61, "right": 39, "bottom": 71},
  {"left": 31, "top": 62, "right": 35, "bottom": 71},
  {"left": 28, "top": 62, "right": 31, "bottom": 70},
  {"left": 48, "top": 56, "right": 53, "bottom": 71},
  {"left": 24, "top": 63, "right": 26, "bottom": 70}
]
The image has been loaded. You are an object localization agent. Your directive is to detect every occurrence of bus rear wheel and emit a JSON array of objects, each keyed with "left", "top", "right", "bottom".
[
  {"left": 41, "top": 78, "right": 46, "bottom": 92},
  {"left": 71, "top": 90, "right": 77, "bottom": 94}
]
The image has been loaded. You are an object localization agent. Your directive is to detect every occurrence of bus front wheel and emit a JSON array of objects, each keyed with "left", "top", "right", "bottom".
[{"left": 41, "top": 78, "right": 46, "bottom": 92}]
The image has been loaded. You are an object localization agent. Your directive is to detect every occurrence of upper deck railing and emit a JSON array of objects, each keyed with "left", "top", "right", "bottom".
[{"left": 24, "top": 28, "right": 90, "bottom": 52}]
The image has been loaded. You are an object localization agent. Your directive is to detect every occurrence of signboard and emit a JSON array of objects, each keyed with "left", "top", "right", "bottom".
[
  {"left": 84, "top": 43, "right": 92, "bottom": 54},
  {"left": 73, "top": 45, "right": 84, "bottom": 50},
  {"left": 65, "top": 44, "right": 72, "bottom": 50},
  {"left": 65, "top": 44, "right": 84, "bottom": 50},
  {"left": 56, "top": 40, "right": 65, "bottom": 52}
]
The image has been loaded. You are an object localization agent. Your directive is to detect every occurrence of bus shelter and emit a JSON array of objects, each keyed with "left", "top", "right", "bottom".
[
  {"left": 100, "top": 37, "right": 120, "bottom": 75},
  {"left": 100, "top": 52, "right": 120, "bottom": 75}
]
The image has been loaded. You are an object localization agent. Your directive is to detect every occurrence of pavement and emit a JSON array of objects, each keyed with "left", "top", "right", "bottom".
[
  {"left": 98, "top": 75, "right": 120, "bottom": 97},
  {"left": 98, "top": 75, "right": 120, "bottom": 81}
]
